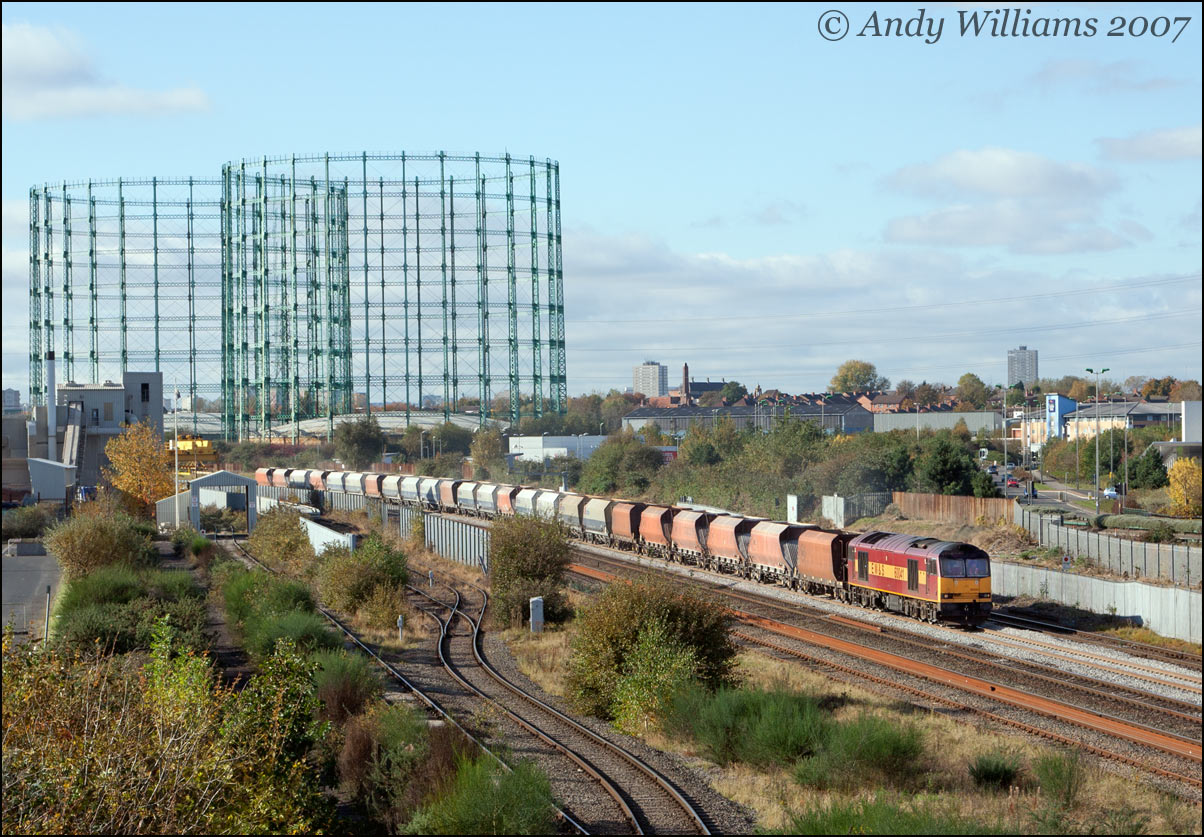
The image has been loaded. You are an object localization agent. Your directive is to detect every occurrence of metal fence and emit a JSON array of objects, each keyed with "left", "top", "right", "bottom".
[
  {"left": 821, "top": 492, "right": 892, "bottom": 528},
  {"left": 1014, "top": 506, "right": 1202, "bottom": 587},
  {"left": 395, "top": 507, "right": 490, "bottom": 574},
  {"left": 992, "top": 560, "right": 1201, "bottom": 643},
  {"left": 892, "top": 492, "right": 1015, "bottom": 524}
]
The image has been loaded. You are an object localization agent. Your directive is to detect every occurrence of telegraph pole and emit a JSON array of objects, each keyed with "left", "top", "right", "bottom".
[{"left": 1086, "top": 367, "right": 1109, "bottom": 513}]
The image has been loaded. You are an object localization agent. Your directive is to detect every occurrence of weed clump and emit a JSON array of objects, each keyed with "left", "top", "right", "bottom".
[
  {"left": 44, "top": 513, "right": 156, "bottom": 578},
  {"left": 969, "top": 749, "right": 1022, "bottom": 791},
  {"left": 488, "top": 515, "right": 569, "bottom": 626},
  {"left": 793, "top": 712, "right": 923, "bottom": 790},
  {"left": 312, "top": 650, "right": 382, "bottom": 723}
]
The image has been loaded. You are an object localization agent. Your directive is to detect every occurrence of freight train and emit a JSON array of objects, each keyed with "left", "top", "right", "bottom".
[{"left": 255, "top": 468, "right": 992, "bottom": 626}]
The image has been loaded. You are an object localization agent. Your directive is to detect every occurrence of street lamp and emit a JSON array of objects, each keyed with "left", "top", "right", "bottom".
[
  {"left": 1086, "top": 367, "right": 1110, "bottom": 513},
  {"left": 173, "top": 382, "right": 180, "bottom": 529}
]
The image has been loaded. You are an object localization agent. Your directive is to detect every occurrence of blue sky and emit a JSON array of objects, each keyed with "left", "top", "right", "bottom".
[{"left": 3, "top": 2, "right": 1201, "bottom": 397}]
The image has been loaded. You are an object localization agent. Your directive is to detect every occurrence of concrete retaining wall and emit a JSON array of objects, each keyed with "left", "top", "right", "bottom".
[
  {"left": 993, "top": 560, "right": 1201, "bottom": 643},
  {"left": 300, "top": 517, "right": 357, "bottom": 554}
]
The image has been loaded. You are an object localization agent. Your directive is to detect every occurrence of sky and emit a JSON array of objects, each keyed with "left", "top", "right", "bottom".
[{"left": 2, "top": 2, "right": 1201, "bottom": 400}]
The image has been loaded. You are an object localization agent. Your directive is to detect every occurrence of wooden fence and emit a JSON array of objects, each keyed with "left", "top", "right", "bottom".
[{"left": 891, "top": 492, "right": 1015, "bottom": 524}]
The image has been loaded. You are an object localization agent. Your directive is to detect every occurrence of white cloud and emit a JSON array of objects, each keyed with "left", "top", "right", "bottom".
[
  {"left": 887, "top": 147, "right": 1115, "bottom": 200},
  {"left": 2, "top": 22, "right": 210, "bottom": 120},
  {"left": 1098, "top": 126, "right": 1202, "bottom": 161},
  {"left": 883, "top": 148, "right": 1133, "bottom": 254}
]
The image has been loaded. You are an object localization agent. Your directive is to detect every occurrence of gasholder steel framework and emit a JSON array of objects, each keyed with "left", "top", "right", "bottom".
[{"left": 28, "top": 151, "right": 566, "bottom": 441}]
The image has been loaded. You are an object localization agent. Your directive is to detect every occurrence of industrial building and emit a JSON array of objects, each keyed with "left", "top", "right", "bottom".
[
  {"left": 28, "top": 150, "right": 565, "bottom": 442},
  {"left": 1007, "top": 346, "right": 1039, "bottom": 388},
  {"left": 623, "top": 403, "right": 873, "bottom": 435}
]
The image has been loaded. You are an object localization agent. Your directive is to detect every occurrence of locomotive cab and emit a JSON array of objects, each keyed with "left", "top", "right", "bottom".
[{"left": 934, "top": 543, "right": 992, "bottom": 624}]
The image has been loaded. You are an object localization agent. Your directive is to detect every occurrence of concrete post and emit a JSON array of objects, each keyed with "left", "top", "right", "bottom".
[
  {"left": 529, "top": 596, "right": 544, "bottom": 634},
  {"left": 397, "top": 614, "right": 404, "bottom": 641},
  {"left": 428, "top": 570, "right": 434, "bottom": 588}
]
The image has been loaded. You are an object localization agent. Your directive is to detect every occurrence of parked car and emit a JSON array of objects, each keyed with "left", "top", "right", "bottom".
[
  {"left": 1102, "top": 487, "right": 1119, "bottom": 499},
  {"left": 1006, "top": 478, "right": 1019, "bottom": 488},
  {"left": 987, "top": 465, "right": 998, "bottom": 475}
]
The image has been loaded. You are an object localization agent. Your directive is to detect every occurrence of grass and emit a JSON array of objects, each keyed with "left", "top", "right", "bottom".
[
  {"left": 1097, "top": 625, "right": 1202, "bottom": 655},
  {"left": 506, "top": 637, "right": 1202, "bottom": 834},
  {"left": 793, "top": 712, "right": 923, "bottom": 790},
  {"left": 664, "top": 684, "right": 829, "bottom": 767},
  {"left": 403, "top": 756, "right": 557, "bottom": 836},
  {"left": 775, "top": 793, "right": 1010, "bottom": 834},
  {"left": 312, "top": 649, "right": 382, "bottom": 723},
  {"left": 244, "top": 609, "right": 341, "bottom": 659},
  {"left": 969, "top": 750, "right": 1023, "bottom": 790}
]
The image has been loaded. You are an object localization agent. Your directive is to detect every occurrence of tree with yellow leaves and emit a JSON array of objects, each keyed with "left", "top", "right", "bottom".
[
  {"left": 103, "top": 420, "right": 175, "bottom": 516},
  {"left": 1167, "top": 457, "right": 1202, "bottom": 518}
]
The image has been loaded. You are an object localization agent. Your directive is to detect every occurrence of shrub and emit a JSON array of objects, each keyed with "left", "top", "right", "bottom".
[
  {"left": 246, "top": 509, "right": 315, "bottom": 570},
  {"left": 404, "top": 756, "right": 556, "bottom": 836},
  {"left": 489, "top": 515, "right": 570, "bottom": 626},
  {"left": 221, "top": 567, "right": 265, "bottom": 625},
  {"left": 359, "top": 583, "right": 406, "bottom": 631},
  {"left": 1034, "top": 749, "right": 1085, "bottom": 810},
  {"left": 171, "top": 525, "right": 200, "bottom": 555},
  {"left": 2, "top": 505, "right": 53, "bottom": 539},
  {"left": 794, "top": 713, "right": 923, "bottom": 789},
  {"left": 4, "top": 622, "right": 327, "bottom": 834},
  {"left": 318, "top": 534, "right": 409, "bottom": 614},
  {"left": 777, "top": 793, "right": 1007, "bottom": 835},
  {"left": 44, "top": 514, "right": 156, "bottom": 578},
  {"left": 970, "top": 750, "right": 1022, "bottom": 790},
  {"left": 1142, "top": 521, "right": 1178, "bottom": 544},
  {"left": 55, "top": 589, "right": 208, "bottom": 655},
  {"left": 57, "top": 564, "right": 146, "bottom": 614},
  {"left": 611, "top": 620, "right": 698, "bottom": 735},
  {"left": 312, "top": 650, "right": 382, "bottom": 723},
  {"left": 568, "top": 579, "right": 737, "bottom": 719},
  {"left": 664, "top": 684, "right": 829, "bottom": 767},
  {"left": 244, "top": 610, "right": 340, "bottom": 660}
]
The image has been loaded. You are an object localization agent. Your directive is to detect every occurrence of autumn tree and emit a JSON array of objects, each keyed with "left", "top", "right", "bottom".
[
  {"left": 334, "top": 414, "right": 385, "bottom": 469},
  {"left": 1170, "top": 379, "right": 1202, "bottom": 401},
  {"left": 913, "top": 381, "right": 941, "bottom": 409},
  {"left": 1167, "top": 457, "right": 1202, "bottom": 517},
  {"left": 894, "top": 379, "right": 916, "bottom": 399},
  {"left": 469, "top": 429, "right": 505, "bottom": 478},
  {"left": 956, "top": 373, "right": 990, "bottom": 409},
  {"left": 1067, "top": 379, "right": 1093, "bottom": 402},
  {"left": 1141, "top": 377, "right": 1176, "bottom": 399},
  {"left": 829, "top": 360, "right": 889, "bottom": 393},
  {"left": 103, "top": 420, "right": 175, "bottom": 516}
]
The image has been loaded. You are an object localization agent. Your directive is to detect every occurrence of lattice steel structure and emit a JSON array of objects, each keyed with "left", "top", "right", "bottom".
[
  {"left": 28, "top": 178, "right": 223, "bottom": 436},
  {"left": 28, "top": 150, "right": 566, "bottom": 440}
]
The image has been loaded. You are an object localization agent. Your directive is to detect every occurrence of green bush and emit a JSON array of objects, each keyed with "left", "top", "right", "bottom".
[
  {"left": 776, "top": 793, "right": 1007, "bottom": 835},
  {"left": 57, "top": 564, "right": 146, "bottom": 613},
  {"left": 1142, "top": 521, "right": 1178, "bottom": 543},
  {"left": 969, "top": 750, "right": 1022, "bottom": 790},
  {"left": 2, "top": 505, "right": 54, "bottom": 539},
  {"left": 246, "top": 509, "right": 315, "bottom": 569},
  {"left": 244, "top": 610, "right": 340, "bottom": 660},
  {"left": 145, "top": 569, "right": 203, "bottom": 602},
  {"left": 318, "top": 534, "right": 409, "bottom": 614},
  {"left": 611, "top": 620, "right": 698, "bottom": 735},
  {"left": 44, "top": 514, "right": 156, "bottom": 578},
  {"left": 1034, "top": 749, "right": 1085, "bottom": 810},
  {"left": 664, "top": 684, "right": 829, "bottom": 767},
  {"left": 794, "top": 713, "right": 923, "bottom": 790},
  {"left": 221, "top": 567, "right": 264, "bottom": 625},
  {"left": 404, "top": 756, "right": 556, "bottom": 836},
  {"left": 359, "top": 583, "right": 406, "bottom": 631},
  {"left": 55, "top": 591, "right": 208, "bottom": 655},
  {"left": 488, "top": 515, "right": 569, "bottom": 626},
  {"left": 312, "top": 650, "right": 382, "bottom": 723},
  {"left": 568, "top": 579, "right": 736, "bottom": 719},
  {"left": 171, "top": 525, "right": 200, "bottom": 555}
]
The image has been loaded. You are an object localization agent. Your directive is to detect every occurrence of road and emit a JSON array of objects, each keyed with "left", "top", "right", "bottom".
[{"left": 2, "top": 549, "right": 61, "bottom": 642}]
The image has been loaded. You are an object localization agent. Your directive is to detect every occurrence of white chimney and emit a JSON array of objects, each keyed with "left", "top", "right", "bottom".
[{"left": 46, "top": 351, "right": 57, "bottom": 462}]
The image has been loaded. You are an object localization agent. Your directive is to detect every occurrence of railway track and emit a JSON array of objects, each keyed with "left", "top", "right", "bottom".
[
  {"left": 413, "top": 578, "right": 711, "bottom": 835},
  {"left": 568, "top": 559, "right": 1203, "bottom": 790},
  {"left": 990, "top": 611, "right": 1203, "bottom": 673},
  {"left": 222, "top": 539, "right": 589, "bottom": 835},
  {"left": 568, "top": 547, "right": 1202, "bottom": 727}
]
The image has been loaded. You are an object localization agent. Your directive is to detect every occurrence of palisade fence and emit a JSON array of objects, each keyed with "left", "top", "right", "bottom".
[
  {"left": 1014, "top": 506, "right": 1201, "bottom": 588},
  {"left": 821, "top": 492, "right": 893, "bottom": 528},
  {"left": 396, "top": 505, "right": 490, "bottom": 574},
  {"left": 891, "top": 492, "right": 1015, "bottom": 524}
]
